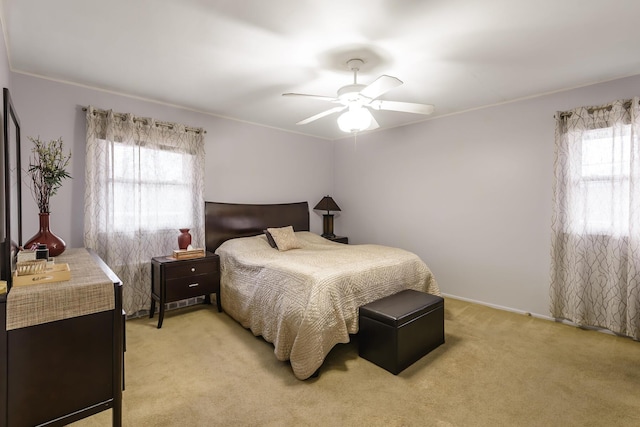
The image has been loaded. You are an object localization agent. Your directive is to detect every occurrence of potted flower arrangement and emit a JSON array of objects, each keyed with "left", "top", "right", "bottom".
[{"left": 24, "top": 136, "right": 72, "bottom": 257}]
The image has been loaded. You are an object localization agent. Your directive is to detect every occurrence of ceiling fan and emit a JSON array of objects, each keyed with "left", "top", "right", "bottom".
[{"left": 283, "top": 58, "right": 435, "bottom": 133}]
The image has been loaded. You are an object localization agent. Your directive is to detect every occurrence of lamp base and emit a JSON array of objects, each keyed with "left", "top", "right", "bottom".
[{"left": 322, "top": 214, "right": 335, "bottom": 239}]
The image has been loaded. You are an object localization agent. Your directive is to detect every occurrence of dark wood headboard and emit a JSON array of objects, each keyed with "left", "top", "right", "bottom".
[{"left": 205, "top": 201, "right": 310, "bottom": 252}]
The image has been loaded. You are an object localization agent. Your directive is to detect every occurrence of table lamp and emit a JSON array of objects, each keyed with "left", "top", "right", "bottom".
[{"left": 314, "top": 195, "right": 341, "bottom": 238}]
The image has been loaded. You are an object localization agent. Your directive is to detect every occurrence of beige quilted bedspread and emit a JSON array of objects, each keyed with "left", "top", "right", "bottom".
[{"left": 216, "top": 232, "right": 440, "bottom": 380}]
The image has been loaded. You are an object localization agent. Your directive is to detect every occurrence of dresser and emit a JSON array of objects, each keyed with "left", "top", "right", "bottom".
[{"left": 0, "top": 248, "right": 123, "bottom": 427}]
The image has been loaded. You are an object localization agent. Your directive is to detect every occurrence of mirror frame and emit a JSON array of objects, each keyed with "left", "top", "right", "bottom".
[{"left": 2, "top": 87, "right": 22, "bottom": 290}]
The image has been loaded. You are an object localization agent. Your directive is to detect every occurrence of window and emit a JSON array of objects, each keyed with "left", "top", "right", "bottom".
[
  {"left": 109, "top": 141, "right": 196, "bottom": 232},
  {"left": 568, "top": 124, "right": 631, "bottom": 236}
]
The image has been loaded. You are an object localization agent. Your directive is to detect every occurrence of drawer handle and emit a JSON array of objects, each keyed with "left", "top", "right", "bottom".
[
  {"left": 189, "top": 283, "right": 199, "bottom": 288},
  {"left": 191, "top": 267, "right": 196, "bottom": 272}
]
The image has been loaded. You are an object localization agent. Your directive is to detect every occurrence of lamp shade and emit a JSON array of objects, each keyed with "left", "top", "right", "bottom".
[{"left": 314, "top": 195, "right": 341, "bottom": 212}]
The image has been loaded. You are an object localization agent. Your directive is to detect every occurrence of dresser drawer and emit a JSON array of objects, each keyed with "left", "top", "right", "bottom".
[{"left": 165, "top": 273, "right": 218, "bottom": 301}]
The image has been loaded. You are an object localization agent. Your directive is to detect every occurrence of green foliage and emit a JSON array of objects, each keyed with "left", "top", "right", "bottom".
[{"left": 27, "top": 136, "right": 72, "bottom": 213}]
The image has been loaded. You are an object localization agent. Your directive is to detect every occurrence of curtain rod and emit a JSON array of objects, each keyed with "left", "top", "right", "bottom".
[
  {"left": 82, "top": 107, "right": 206, "bottom": 134},
  {"left": 557, "top": 99, "right": 636, "bottom": 119}
]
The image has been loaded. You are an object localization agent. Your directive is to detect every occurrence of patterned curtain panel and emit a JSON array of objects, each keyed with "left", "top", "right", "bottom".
[
  {"left": 550, "top": 98, "right": 640, "bottom": 340},
  {"left": 84, "top": 106, "right": 205, "bottom": 315}
]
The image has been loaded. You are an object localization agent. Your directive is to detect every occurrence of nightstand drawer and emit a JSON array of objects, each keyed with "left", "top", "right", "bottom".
[
  {"left": 164, "top": 259, "right": 218, "bottom": 280},
  {"left": 166, "top": 273, "right": 218, "bottom": 301}
]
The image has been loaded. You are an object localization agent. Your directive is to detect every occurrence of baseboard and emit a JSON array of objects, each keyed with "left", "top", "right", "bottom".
[
  {"left": 441, "top": 293, "right": 551, "bottom": 319},
  {"left": 441, "top": 292, "right": 619, "bottom": 337}
]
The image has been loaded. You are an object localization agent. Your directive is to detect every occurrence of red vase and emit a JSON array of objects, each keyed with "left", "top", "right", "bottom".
[
  {"left": 24, "top": 212, "right": 66, "bottom": 257},
  {"left": 178, "top": 228, "right": 192, "bottom": 250}
]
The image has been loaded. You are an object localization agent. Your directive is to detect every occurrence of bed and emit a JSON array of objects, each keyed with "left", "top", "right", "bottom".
[{"left": 205, "top": 201, "right": 440, "bottom": 379}]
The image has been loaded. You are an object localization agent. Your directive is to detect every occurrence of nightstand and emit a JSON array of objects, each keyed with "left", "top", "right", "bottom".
[
  {"left": 150, "top": 252, "right": 221, "bottom": 328},
  {"left": 325, "top": 235, "right": 348, "bottom": 244}
]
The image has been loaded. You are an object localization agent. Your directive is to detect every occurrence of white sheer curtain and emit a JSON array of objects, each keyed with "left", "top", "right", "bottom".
[
  {"left": 550, "top": 98, "right": 640, "bottom": 340},
  {"left": 84, "top": 106, "right": 205, "bottom": 315}
]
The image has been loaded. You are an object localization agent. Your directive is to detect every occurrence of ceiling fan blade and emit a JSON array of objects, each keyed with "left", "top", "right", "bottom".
[
  {"left": 297, "top": 106, "right": 346, "bottom": 125},
  {"left": 359, "top": 75, "right": 403, "bottom": 100},
  {"left": 369, "top": 100, "right": 435, "bottom": 115},
  {"left": 283, "top": 93, "right": 337, "bottom": 102},
  {"left": 366, "top": 110, "right": 380, "bottom": 131}
]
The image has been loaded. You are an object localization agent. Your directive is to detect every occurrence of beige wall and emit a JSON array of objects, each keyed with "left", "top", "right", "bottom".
[
  {"left": 0, "top": 18, "right": 10, "bottom": 89},
  {"left": 11, "top": 74, "right": 334, "bottom": 248},
  {"left": 334, "top": 74, "right": 640, "bottom": 317}
]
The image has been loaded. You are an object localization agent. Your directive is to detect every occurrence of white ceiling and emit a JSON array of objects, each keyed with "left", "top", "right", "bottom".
[{"left": 2, "top": 0, "right": 640, "bottom": 140}]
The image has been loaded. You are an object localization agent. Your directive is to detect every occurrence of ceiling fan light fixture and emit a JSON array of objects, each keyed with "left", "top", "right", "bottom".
[
  {"left": 337, "top": 106, "right": 371, "bottom": 133},
  {"left": 284, "top": 58, "right": 434, "bottom": 133}
]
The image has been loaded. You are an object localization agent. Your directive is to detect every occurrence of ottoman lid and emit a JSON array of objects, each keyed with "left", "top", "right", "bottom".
[{"left": 360, "top": 289, "right": 444, "bottom": 327}]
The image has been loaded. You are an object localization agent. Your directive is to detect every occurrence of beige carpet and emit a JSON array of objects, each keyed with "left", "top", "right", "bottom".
[{"left": 72, "top": 298, "right": 640, "bottom": 426}]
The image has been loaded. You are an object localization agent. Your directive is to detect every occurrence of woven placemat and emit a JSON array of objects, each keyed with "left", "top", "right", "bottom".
[{"left": 6, "top": 248, "right": 115, "bottom": 330}]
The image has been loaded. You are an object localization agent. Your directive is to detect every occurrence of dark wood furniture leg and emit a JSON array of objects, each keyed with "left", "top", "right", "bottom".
[
  {"left": 1, "top": 296, "right": 7, "bottom": 427},
  {"left": 157, "top": 302, "right": 165, "bottom": 329},
  {"left": 150, "top": 262, "right": 156, "bottom": 319},
  {"left": 203, "top": 293, "right": 222, "bottom": 312},
  {"left": 149, "top": 298, "right": 156, "bottom": 319},
  {"left": 112, "top": 287, "right": 123, "bottom": 427},
  {"left": 91, "top": 250, "right": 124, "bottom": 427}
]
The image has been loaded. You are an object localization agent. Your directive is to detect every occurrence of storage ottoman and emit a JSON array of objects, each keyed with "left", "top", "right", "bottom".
[{"left": 358, "top": 289, "right": 444, "bottom": 374}]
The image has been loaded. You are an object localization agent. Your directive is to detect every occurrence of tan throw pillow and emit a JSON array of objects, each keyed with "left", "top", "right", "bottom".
[{"left": 267, "top": 226, "right": 301, "bottom": 251}]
